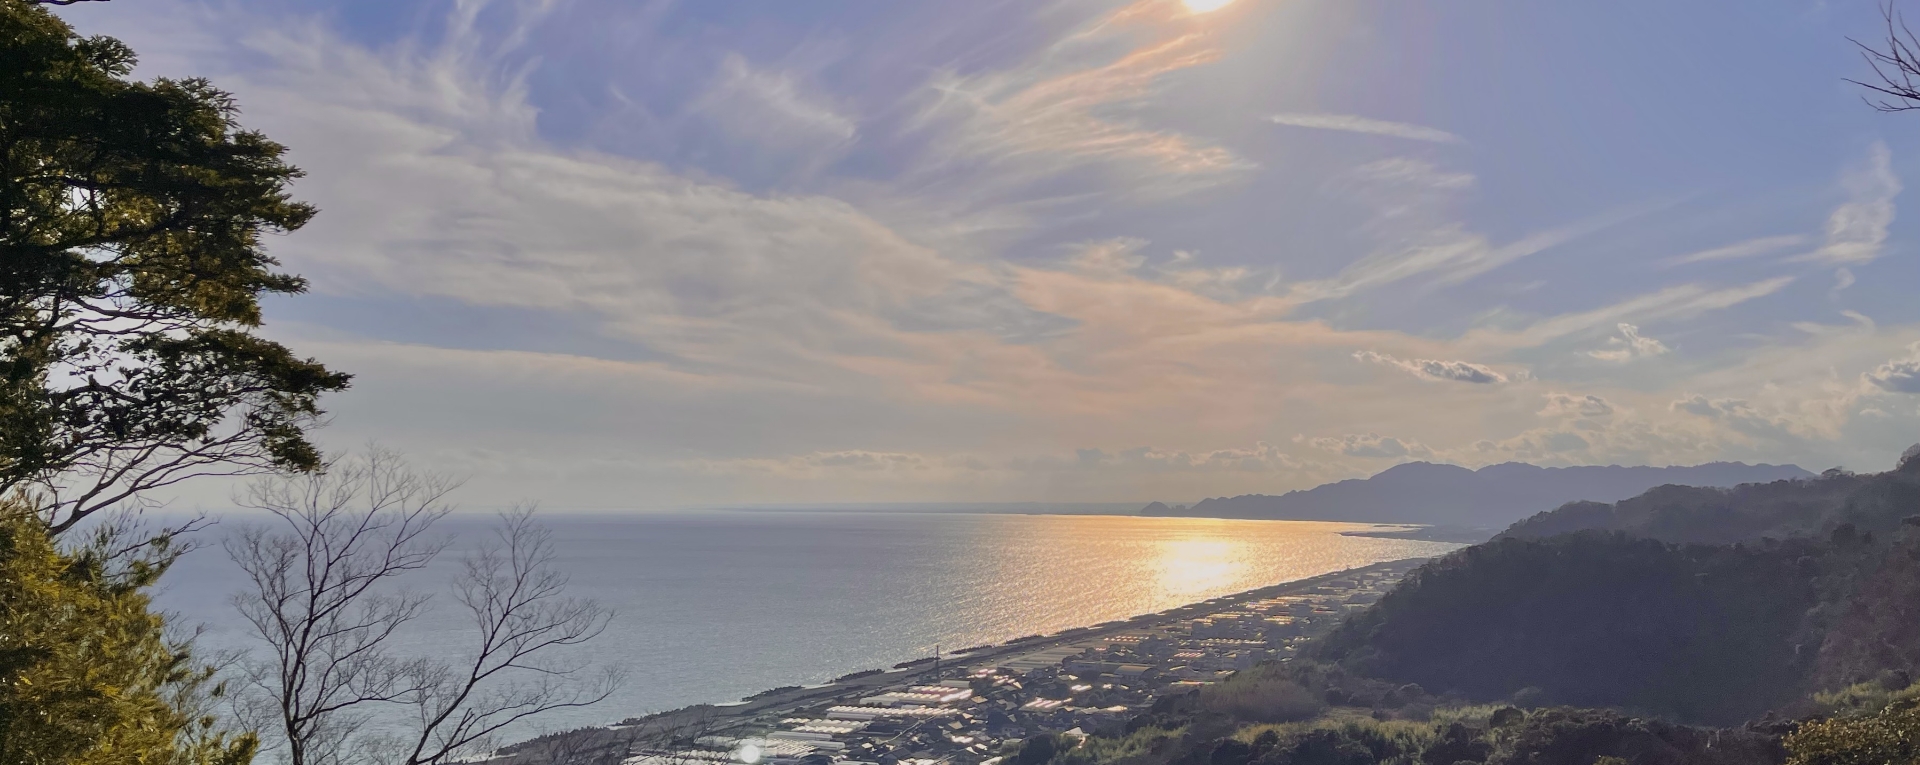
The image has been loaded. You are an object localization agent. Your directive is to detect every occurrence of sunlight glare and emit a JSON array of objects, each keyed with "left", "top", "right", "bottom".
[
  {"left": 1155, "top": 537, "right": 1237, "bottom": 598},
  {"left": 1183, "top": 0, "right": 1238, "bottom": 13}
]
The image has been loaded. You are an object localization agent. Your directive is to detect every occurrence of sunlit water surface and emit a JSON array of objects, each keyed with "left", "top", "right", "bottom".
[{"left": 157, "top": 512, "right": 1456, "bottom": 732}]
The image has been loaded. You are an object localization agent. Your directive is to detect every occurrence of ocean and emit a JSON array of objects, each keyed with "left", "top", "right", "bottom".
[{"left": 153, "top": 511, "right": 1458, "bottom": 734}]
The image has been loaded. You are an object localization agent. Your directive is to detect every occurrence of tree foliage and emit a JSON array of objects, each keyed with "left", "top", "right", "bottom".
[
  {"left": 0, "top": 0, "right": 348, "bottom": 533},
  {"left": 1060, "top": 705, "right": 1783, "bottom": 765},
  {"left": 1784, "top": 701, "right": 1920, "bottom": 765},
  {"left": 1313, "top": 532, "right": 1825, "bottom": 725},
  {"left": 0, "top": 497, "right": 256, "bottom": 765}
]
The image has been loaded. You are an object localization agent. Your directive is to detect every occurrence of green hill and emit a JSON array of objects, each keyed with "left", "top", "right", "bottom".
[{"left": 1311, "top": 449, "right": 1920, "bottom": 726}]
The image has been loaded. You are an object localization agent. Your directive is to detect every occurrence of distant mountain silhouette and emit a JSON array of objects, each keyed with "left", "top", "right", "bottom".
[{"left": 1144, "top": 461, "right": 1814, "bottom": 527}]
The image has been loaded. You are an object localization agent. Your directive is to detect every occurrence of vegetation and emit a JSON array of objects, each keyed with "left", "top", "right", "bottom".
[
  {"left": 1499, "top": 451, "right": 1920, "bottom": 546},
  {"left": 1046, "top": 703, "right": 1782, "bottom": 765},
  {"left": 1783, "top": 701, "right": 1920, "bottom": 765},
  {"left": 1314, "top": 532, "right": 1825, "bottom": 724},
  {"left": 0, "top": 0, "right": 348, "bottom": 533},
  {"left": 0, "top": 1, "right": 356, "bottom": 761},
  {"left": 227, "top": 451, "right": 621, "bottom": 765},
  {"left": 1305, "top": 452, "right": 1920, "bottom": 727},
  {"left": 0, "top": 498, "right": 255, "bottom": 765},
  {"left": 1189, "top": 667, "right": 1328, "bottom": 725}
]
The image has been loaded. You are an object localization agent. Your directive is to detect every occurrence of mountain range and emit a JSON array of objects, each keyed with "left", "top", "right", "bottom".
[{"left": 1141, "top": 460, "right": 1815, "bottom": 527}]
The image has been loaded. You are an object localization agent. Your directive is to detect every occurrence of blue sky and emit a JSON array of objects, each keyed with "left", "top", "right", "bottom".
[{"left": 58, "top": 0, "right": 1920, "bottom": 507}]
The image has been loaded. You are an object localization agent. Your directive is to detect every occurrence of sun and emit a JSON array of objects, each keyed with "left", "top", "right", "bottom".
[{"left": 1182, "top": 0, "right": 1238, "bottom": 13}]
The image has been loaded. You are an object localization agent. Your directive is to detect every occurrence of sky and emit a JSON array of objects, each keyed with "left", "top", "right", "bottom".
[{"left": 53, "top": 0, "right": 1920, "bottom": 509}]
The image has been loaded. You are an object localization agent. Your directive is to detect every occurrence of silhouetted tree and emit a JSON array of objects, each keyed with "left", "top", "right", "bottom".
[
  {"left": 0, "top": 0, "right": 349, "bottom": 534},
  {"left": 228, "top": 450, "right": 622, "bottom": 765}
]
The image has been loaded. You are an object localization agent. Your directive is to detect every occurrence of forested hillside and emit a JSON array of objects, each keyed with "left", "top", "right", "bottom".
[
  {"left": 1313, "top": 533, "right": 1831, "bottom": 724},
  {"left": 1314, "top": 450, "right": 1920, "bottom": 726},
  {"left": 1497, "top": 469, "right": 1916, "bottom": 545}
]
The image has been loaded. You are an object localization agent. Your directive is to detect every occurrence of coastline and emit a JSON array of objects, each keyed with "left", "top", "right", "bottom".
[
  {"left": 507, "top": 554, "right": 1447, "bottom": 758},
  {"left": 1339, "top": 525, "right": 1496, "bottom": 544}
]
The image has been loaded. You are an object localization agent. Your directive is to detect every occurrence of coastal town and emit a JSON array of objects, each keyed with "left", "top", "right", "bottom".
[{"left": 505, "top": 559, "right": 1426, "bottom": 765}]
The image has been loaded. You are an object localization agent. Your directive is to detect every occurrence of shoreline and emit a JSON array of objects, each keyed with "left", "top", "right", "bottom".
[
  {"left": 569, "top": 554, "right": 1443, "bottom": 743},
  {"left": 1340, "top": 525, "right": 1496, "bottom": 544}
]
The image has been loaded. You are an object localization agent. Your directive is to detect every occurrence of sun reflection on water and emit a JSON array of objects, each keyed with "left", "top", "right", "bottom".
[{"left": 1155, "top": 537, "right": 1238, "bottom": 598}]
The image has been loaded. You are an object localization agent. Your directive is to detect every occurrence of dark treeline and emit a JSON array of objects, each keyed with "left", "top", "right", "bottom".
[
  {"left": 1314, "top": 533, "right": 1826, "bottom": 725},
  {"left": 1314, "top": 451, "right": 1920, "bottom": 726}
]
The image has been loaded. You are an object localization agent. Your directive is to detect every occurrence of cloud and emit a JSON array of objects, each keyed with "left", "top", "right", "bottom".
[
  {"left": 1071, "top": 238, "right": 1151, "bottom": 275},
  {"left": 1471, "top": 429, "right": 1596, "bottom": 460},
  {"left": 1661, "top": 234, "right": 1806, "bottom": 267},
  {"left": 1866, "top": 344, "right": 1920, "bottom": 394},
  {"left": 1468, "top": 277, "right": 1795, "bottom": 352},
  {"left": 906, "top": 0, "right": 1250, "bottom": 199},
  {"left": 685, "top": 54, "right": 859, "bottom": 179},
  {"left": 700, "top": 450, "right": 943, "bottom": 477},
  {"left": 1268, "top": 113, "right": 1463, "bottom": 144},
  {"left": 698, "top": 55, "right": 855, "bottom": 142},
  {"left": 1354, "top": 350, "right": 1509, "bottom": 384},
  {"left": 1067, "top": 442, "right": 1305, "bottom": 474},
  {"left": 1795, "top": 141, "right": 1901, "bottom": 265},
  {"left": 1540, "top": 393, "right": 1614, "bottom": 419},
  {"left": 1290, "top": 180, "right": 1635, "bottom": 303},
  {"left": 1588, "top": 323, "right": 1672, "bottom": 362},
  {"left": 1304, "top": 433, "right": 1434, "bottom": 460},
  {"left": 1348, "top": 157, "right": 1475, "bottom": 190},
  {"left": 1293, "top": 225, "right": 1572, "bottom": 303},
  {"left": 1833, "top": 267, "right": 1856, "bottom": 293},
  {"left": 1668, "top": 395, "right": 1812, "bottom": 446}
]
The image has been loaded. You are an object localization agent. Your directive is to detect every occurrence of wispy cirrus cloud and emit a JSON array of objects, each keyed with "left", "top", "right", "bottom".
[
  {"left": 1288, "top": 161, "right": 1659, "bottom": 304},
  {"left": 1467, "top": 277, "right": 1796, "bottom": 352},
  {"left": 1662, "top": 234, "right": 1807, "bottom": 267},
  {"left": 907, "top": 0, "right": 1249, "bottom": 200},
  {"left": 1269, "top": 112, "right": 1462, "bottom": 144},
  {"left": 1290, "top": 222, "right": 1591, "bottom": 303},
  {"left": 1795, "top": 141, "right": 1901, "bottom": 265}
]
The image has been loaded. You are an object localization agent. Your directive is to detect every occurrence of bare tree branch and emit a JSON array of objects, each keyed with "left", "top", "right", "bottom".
[
  {"left": 228, "top": 448, "right": 456, "bottom": 765},
  {"left": 400, "top": 505, "right": 623, "bottom": 765},
  {"left": 1849, "top": 3, "right": 1920, "bottom": 111},
  {"left": 227, "top": 450, "right": 623, "bottom": 765}
]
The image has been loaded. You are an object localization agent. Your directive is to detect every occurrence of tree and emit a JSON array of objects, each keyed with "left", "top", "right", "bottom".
[
  {"left": 1849, "top": 3, "right": 1920, "bottom": 111},
  {"left": 227, "top": 450, "right": 622, "bottom": 765},
  {"left": 0, "top": 496, "right": 257, "bottom": 765},
  {"left": 0, "top": 0, "right": 350, "bottom": 534},
  {"left": 1784, "top": 702, "right": 1920, "bottom": 765}
]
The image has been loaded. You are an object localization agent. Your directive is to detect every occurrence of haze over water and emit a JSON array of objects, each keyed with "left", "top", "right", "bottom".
[{"left": 158, "top": 512, "right": 1457, "bottom": 730}]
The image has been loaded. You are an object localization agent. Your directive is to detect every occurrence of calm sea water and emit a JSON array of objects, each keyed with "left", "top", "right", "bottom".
[{"left": 155, "top": 512, "right": 1457, "bottom": 733}]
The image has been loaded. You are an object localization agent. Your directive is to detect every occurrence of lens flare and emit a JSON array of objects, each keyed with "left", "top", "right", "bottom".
[{"left": 1183, "top": 0, "right": 1238, "bottom": 13}]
